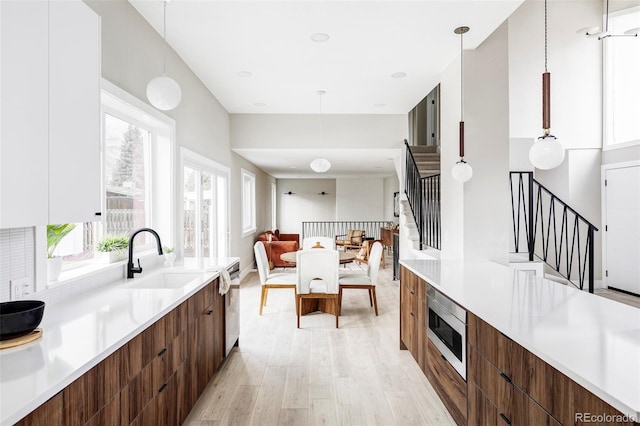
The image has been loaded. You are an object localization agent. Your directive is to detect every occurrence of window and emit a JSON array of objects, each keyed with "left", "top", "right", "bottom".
[
  {"left": 182, "top": 149, "right": 229, "bottom": 258},
  {"left": 241, "top": 169, "right": 256, "bottom": 236},
  {"left": 271, "top": 182, "right": 277, "bottom": 230},
  {"left": 604, "top": 6, "right": 640, "bottom": 149},
  {"left": 51, "top": 80, "right": 174, "bottom": 276}
]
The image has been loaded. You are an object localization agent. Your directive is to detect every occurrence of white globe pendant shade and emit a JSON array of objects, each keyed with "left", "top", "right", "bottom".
[
  {"left": 451, "top": 161, "right": 473, "bottom": 183},
  {"left": 146, "top": 75, "right": 182, "bottom": 111},
  {"left": 529, "top": 135, "right": 565, "bottom": 170},
  {"left": 310, "top": 158, "right": 331, "bottom": 173}
]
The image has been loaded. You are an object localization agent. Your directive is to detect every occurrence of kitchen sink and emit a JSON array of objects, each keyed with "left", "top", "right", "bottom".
[{"left": 123, "top": 272, "right": 205, "bottom": 290}]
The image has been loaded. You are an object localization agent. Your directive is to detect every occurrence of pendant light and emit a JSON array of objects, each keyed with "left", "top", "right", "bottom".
[
  {"left": 529, "top": 0, "right": 565, "bottom": 170},
  {"left": 310, "top": 90, "right": 331, "bottom": 173},
  {"left": 146, "top": 0, "right": 182, "bottom": 111},
  {"left": 451, "top": 26, "right": 473, "bottom": 183},
  {"left": 577, "top": 0, "right": 640, "bottom": 39}
]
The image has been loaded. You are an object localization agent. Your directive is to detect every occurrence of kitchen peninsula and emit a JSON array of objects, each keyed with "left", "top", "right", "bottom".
[{"left": 400, "top": 259, "right": 640, "bottom": 425}]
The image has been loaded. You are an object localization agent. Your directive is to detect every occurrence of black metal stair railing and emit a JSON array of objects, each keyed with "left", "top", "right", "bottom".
[
  {"left": 302, "top": 221, "right": 389, "bottom": 241},
  {"left": 404, "top": 140, "right": 441, "bottom": 250},
  {"left": 510, "top": 171, "right": 598, "bottom": 293}
]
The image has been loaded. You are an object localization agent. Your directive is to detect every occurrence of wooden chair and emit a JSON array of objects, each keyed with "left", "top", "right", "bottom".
[
  {"left": 254, "top": 242, "right": 296, "bottom": 315},
  {"left": 295, "top": 249, "right": 340, "bottom": 328},
  {"left": 339, "top": 242, "right": 383, "bottom": 316},
  {"left": 335, "top": 229, "right": 365, "bottom": 251},
  {"left": 302, "top": 236, "right": 336, "bottom": 250},
  {"left": 354, "top": 239, "right": 385, "bottom": 269}
]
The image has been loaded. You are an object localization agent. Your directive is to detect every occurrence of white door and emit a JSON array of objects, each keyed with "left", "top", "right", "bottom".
[
  {"left": 182, "top": 151, "right": 229, "bottom": 259},
  {"left": 604, "top": 165, "right": 640, "bottom": 295}
]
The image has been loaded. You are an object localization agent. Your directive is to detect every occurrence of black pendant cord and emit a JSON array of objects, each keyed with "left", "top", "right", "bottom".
[{"left": 544, "top": 0, "right": 548, "bottom": 72}]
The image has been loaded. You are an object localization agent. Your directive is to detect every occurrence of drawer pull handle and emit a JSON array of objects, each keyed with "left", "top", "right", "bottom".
[
  {"left": 206, "top": 310, "right": 214, "bottom": 315},
  {"left": 499, "top": 372, "right": 512, "bottom": 383},
  {"left": 94, "top": 212, "right": 102, "bottom": 216},
  {"left": 499, "top": 413, "right": 511, "bottom": 425},
  {"left": 410, "top": 312, "right": 414, "bottom": 317},
  {"left": 410, "top": 291, "right": 415, "bottom": 295},
  {"left": 158, "top": 383, "right": 167, "bottom": 394},
  {"left": 158, "top": 348, "right": 167, "bottom": 357},
  {"left": 440, "top": 354, "right": 447, "bottom": 362}
]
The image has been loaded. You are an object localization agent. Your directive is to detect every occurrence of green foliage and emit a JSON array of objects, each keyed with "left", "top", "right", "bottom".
[
  {"left": 162, "top": 246, "right": 175, "bottom": 254},
  {"left": 47, "top": 224, "right": 77, "bottom": 258},
  {"left": 96, "top": 235, "right": 129, "bottom": 253}
]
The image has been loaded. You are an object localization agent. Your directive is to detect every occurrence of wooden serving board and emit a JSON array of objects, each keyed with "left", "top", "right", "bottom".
[{"left": 0, "top": 328, "right": 43, "bottom": 349}]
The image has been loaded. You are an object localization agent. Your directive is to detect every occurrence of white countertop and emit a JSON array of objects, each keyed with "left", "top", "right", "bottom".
[
  {"left": 400, "top": 259, "right": 640, "bottom": 419},
  {"left": 0, "top": 257, "right": 239, "bottom": 426}
]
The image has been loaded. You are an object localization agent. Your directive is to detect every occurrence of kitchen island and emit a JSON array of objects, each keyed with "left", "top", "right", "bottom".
[
  {"left": 0, "top": 257, "right": 239, "bottom": 425},
  {"left": 400, "top": 259, "right": 639, "bottom": 424}
]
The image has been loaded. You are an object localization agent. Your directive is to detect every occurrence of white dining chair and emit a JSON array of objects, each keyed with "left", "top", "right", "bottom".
[
  {"left": 338, "top": 241, "right": 383, "bottom": 316},
  {"left": 254, "top": 242, "right": 297, "bottom": 315},
  {"left": 295, "top": 249, "right": 340, "bottom": 328},
  {"left": 302, "top": 236, "right": 336, "bottom": 250}
]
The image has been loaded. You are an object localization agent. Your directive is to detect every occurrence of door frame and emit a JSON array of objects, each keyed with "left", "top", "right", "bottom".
[
  {"left": 601, "top": 160, "right": 640, "bottom": 291},
  {"left": 179, "top": 147, "right": 230, "bottom": 259}
]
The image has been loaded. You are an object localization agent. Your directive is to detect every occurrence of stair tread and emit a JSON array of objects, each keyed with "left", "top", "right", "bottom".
[{"left": 410, "top": 145, "right": 439, "bottom": 153}]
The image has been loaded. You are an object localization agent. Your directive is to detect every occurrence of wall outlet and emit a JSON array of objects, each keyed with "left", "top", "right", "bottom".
[{"left": 9, "top": 278, "right": 30, "bottom": 300}]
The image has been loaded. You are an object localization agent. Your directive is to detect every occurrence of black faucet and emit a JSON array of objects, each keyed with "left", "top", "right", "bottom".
[{"left": 127, "top": 228, "right": 163, "bottom": 278}]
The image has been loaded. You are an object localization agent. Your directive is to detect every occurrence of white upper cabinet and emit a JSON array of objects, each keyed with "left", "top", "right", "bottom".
[
  {"left": 0, "top": 0, "right": 101, "bottom": 228},
  {"left": 0, "top": 1, "right": 50, "bottom": 228},
  {"left": 48, "top": 0, "right": 101, "bottom": 224}
]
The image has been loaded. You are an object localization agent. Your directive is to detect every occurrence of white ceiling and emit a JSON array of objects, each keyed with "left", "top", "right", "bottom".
[{"left": 129, "top": 0, "right": 524, "bottom": 177}]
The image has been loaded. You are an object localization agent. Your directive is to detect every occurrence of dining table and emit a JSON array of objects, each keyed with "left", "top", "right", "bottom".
[
  {"left": 279, "top": 250, "right": 356, "bottom": 264},
  {"left": 279, "top": 249, "right": 355, "bottom": 316}
]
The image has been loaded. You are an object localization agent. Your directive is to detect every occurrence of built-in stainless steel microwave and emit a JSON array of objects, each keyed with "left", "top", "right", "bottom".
[{"left": 427, "top": 286, "right": 467, "bottom": 379}]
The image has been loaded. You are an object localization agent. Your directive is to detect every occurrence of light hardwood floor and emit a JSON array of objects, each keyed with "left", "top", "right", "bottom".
[{"left": 184, "top": 260, "right": 455, "bottom": 426}]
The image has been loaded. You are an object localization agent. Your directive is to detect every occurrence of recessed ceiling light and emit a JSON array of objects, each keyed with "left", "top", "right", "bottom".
[
  {"left": 254, "top": 102, "right": 266, "bottom": 107},
  {"left": 391, "top": 72, "right": 407, "bottom": 79},
  {"left": 374, "top": 103, "right": 386, "bottom": 108},
  {"left": 237, "top": 71, "right": 252, "bottom": 78},
  {"left": 374, "top": 166, "right": 383, "bottom": 169},
  {"left": 310, "top": 33, "right": 330, "bottom": 42}
]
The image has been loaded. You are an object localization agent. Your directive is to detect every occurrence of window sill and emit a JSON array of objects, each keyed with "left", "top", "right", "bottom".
[
  {"left": 47, "top": 249, "right": 157, "bottom": 289},
  {"left": 242, "top": 227, "right": 257, "bottom": 238}
]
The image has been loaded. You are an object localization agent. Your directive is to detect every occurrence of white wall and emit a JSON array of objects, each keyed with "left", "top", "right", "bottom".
[
  {"left": 86, "top": 0, "right": 270, "bottom": 276},
  {"left": 336, "top": 178, "right": 384, "bottom": 220},
  {"left": 440, "top": 22, "right": 511, "bottom": 264},
  {"left": 230, "top": 114, "right": 407, "bottom": 150},
  {"left": 384, "top": 175, "right": 400, "bottom": 223},
  {"left": 508, "top": 0, "right": 601, "bottom": 150},
  {"left": 277, "top": 179, "right": 336, "bottom": 236}
]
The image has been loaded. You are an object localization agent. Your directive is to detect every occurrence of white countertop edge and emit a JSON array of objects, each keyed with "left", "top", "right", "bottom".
[
  {"left": 0, "top": 258, "right": 242, "bottom": 426},
  {"left": 399, "top": 259, "right": 640, "bottom": 419}
]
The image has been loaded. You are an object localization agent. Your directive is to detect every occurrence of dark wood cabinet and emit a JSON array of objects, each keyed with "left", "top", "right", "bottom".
[
  {"left": 15, "top": 392, "right": 64, "bottom": 426},
  {"left": 426, "top": 339, "right": 467, "bottom": 425},
  {"left": 399, "top": 265, "right": 419, "bottom": 356},
  {"left": 17, "top": 278, "right": 225, "bottom": 426},
  {"left": 468, "top": 312, "right": 636, "bottom": 426}
]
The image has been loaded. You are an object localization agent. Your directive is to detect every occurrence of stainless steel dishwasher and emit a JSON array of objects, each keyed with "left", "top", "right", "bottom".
[{"left": 225, "top": 261, "right": 240, "bottom": 356}]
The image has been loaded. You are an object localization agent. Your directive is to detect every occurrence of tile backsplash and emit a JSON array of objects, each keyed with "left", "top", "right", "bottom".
[{"left": 0, "top": 227, "right": 35, "bottom": 302}]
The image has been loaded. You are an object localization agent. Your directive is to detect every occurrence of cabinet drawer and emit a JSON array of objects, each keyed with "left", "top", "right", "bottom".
[
  {"left": 467, "top": 313, "right": 527, "bottom": 389},
  {"left": 469, "top": 346, "right": 562, "bottom": 426},
  {"left": 426, "top": 339, "right": 467, "bottom": 425}
]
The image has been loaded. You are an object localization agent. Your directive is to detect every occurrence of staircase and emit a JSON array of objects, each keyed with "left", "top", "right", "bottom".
[{"left": 409, "top": 145, "right": 440, "bottom": 177}]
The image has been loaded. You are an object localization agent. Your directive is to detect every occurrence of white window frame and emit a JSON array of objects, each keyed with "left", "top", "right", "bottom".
[
  {"left": 241, "top": 169, "right": 257, "bottom": 237},
  {"left": 44, "top": 79, "right": 175, "bottom": 287},
  {"left": 271, "top": 182, "right": 277, "bottom": 231},
  {"left": 180, "top": 148, "right": 230, "bottom": 259},
  {"left": 603, "top": 5, "right": 640, "bottom": 151}
]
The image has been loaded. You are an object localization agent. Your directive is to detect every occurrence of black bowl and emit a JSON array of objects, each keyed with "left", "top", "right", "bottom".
[{"left": 0, "top": 300, "right": 45, "bottom": 341}]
